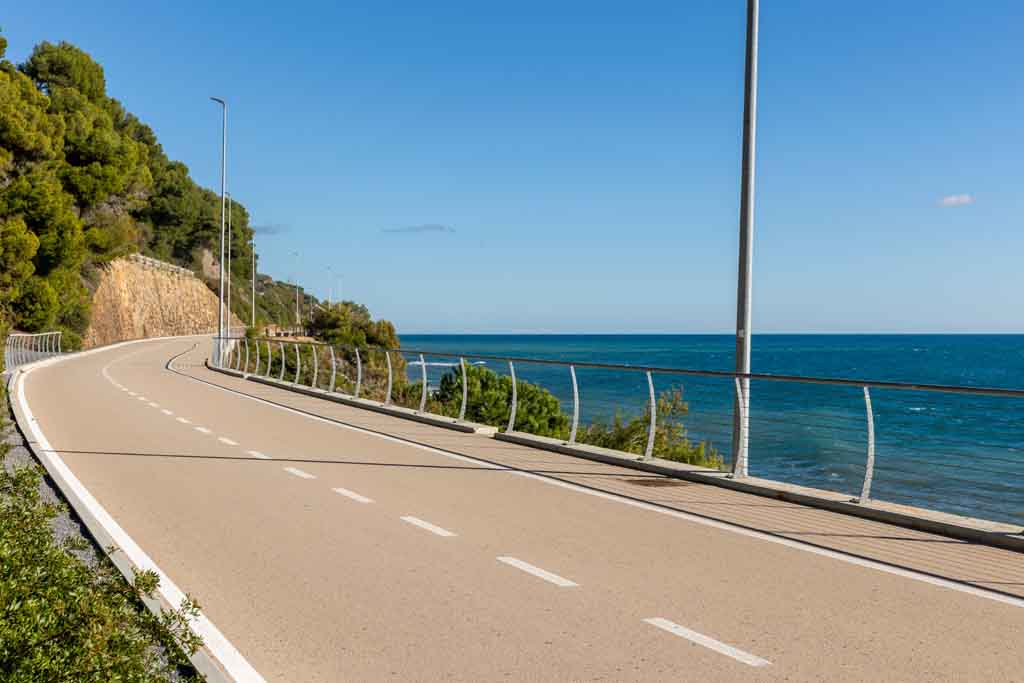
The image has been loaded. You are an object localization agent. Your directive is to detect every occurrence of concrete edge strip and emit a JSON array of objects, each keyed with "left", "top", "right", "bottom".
[
  {"left": 192, "top": 359, "right": 1024, "bottom": 609},
  {"left": 209, "top": 359, "right": 1024, "bottom": 555},
  {"left": 495, "top": 431, "right": 1024, "bottom": 554},
  {"left": 6, "top": 336, "right": 264, "bottom": 683}
]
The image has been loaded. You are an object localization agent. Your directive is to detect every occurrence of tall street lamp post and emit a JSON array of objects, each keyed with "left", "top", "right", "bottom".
[
  {"left": 731, "top": 0, "right": 759, "bottom": 477},
  {"left": 210, "top": 97, "right": 227, "bottom": 361}
]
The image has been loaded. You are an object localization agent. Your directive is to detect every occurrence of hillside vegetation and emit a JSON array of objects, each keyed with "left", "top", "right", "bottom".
[{"left": 0, "top": 29, "right": 358, "bottom": 349}]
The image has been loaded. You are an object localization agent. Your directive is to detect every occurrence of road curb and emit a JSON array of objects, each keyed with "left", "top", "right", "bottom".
[
  {"left": 206, "top": 355, "right": 1023, "bottom": 554},
  {"left": 6, "top": 337, "right": 258, "bottom": 683}
]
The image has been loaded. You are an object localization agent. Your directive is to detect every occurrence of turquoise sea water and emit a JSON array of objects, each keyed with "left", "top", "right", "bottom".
[{"left": 399, "top": 334, "right": 1024, "bottom": 525}]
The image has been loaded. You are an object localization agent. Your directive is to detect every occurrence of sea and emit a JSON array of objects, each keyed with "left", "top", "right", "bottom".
[{"left": 400, "top": 334, "right": 1024, "bottom": 525}]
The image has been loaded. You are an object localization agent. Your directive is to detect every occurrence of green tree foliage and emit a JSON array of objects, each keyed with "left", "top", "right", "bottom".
[
  {"left": 434, "top": 364, "right": 571, "bottom": 439},
  {"left": 577, "top": 387, "right": 724, "bottom": 468},
  {"left": 0, "top": 27, "right": 262, "bottom": 343},
  {"left": 308, "top": 302, "right": 402, "bottom": 349},
  {"left": 0, "top": 217, "right": 38, "bottom": 307},
  {"left": 0, "top": 387, "right": 203, "bottom": 680}
]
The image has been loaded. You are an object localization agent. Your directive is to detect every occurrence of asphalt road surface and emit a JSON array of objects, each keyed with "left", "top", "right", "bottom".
[{"left": 18, "top": 336, "right": 1024, "bottom": 681}]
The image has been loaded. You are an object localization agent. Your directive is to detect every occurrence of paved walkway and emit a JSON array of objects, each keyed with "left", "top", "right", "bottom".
[{"left": 18, "top": 337, "right": 1024, "bottom": 681}]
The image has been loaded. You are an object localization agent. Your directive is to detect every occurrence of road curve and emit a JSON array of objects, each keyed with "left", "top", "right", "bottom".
[{"left": 18, "top": 336, "right": 1024, "bottom": 681}]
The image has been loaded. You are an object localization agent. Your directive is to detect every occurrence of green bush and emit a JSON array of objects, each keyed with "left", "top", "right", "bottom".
[
  {"left": 434, "top": 363, "right": 571, "bottom": 439},
  {"left": 578, "top": 387, "right": 723, "bottom": 469},
  {"left": 0, "top": 387, "right": 203, "bottom": 681}
]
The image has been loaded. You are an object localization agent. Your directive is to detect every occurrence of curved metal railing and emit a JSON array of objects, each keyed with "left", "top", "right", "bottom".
[
  {"left": 212, "top": 335, "right": 1024, "bottom": 526},
  {"left": 4, "top": 332, "right": 63, "bottom": 372}
]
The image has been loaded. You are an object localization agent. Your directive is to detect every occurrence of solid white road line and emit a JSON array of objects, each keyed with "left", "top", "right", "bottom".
[
  {"left": 176, "top": 417, "right": 191, "bottom": 424},
  {"left": 283, "top": 467, "right": 316, "bottom": 479},
  {"left": 496, "top": 557, "right": 578, "bottom": 587},
  {"left": 161, "top": 409, "right": 173, "bottom": 416},
  {"left": 332, "top": 487, "right": 372, "bottom": 503},
  {"left": 246, "top": 450, "right": 272, "bottom": 460},
  {"left": 181, "top": 352, "right": 1024, "bottom": 610},
  {"left": 18, "top": 339, "right": 266, "bottom": 683},
  {"left": 400, "top": 516, "right": 456, "bottom": 537},
  {"left": 194, "top": 427, "right": 212, "bottom": 434},
  {"left": 218, "top": 437, "right": 238, "bottom": 446},
  {"left": 644, "top": 618, "right": 771, "bottom": 668}
]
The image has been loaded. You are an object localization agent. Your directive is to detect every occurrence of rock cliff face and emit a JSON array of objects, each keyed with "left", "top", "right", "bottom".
[{"left": 83, "top": 257, "right": 239, "bottom": 349}]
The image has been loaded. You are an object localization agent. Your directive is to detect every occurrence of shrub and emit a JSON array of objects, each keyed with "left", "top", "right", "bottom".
[
  {"left": 0, "top": 386, "right": 203, "bottom": 681},
  {"left": 578, "top": 387, "right": 723, "bottom": 469},
  {"left": 434, "top": 363, "right": 570, "bottom": 439}
]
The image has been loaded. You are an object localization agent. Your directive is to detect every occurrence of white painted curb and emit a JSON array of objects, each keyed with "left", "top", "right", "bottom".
[{"left": 6, "top": 335, "right": 265, "bottom": 683}]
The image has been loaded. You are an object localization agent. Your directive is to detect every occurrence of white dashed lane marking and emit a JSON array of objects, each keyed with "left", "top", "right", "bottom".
[
  {"left": 643, "top": 618, "right": 771, "bottom": 668},
  {"left": 332, "top": 487, "right": 372, "bottom": 503},
  {"left": 176, "top": 417, "right": 191, "bottom": 424},
  {"left": 247, "top": 450, "right": 272, "bottom": 460},
  {"left": 161, "top": 409, "right": 173, "bottom": 416},
  {"left": 497, "top": 557, "right": 578, "bottom": 587},
  {"left": 194, "top": 427, "right": 212, "bottom": 434},
  {"left": 400, "top": 516, "right": 456, "bottom": 537},
  {"left": 218, "top": 437, "right": 238, "bottom": 446},
  {"left": 283, "top": 467, "right": 316, "bottom": 479}
]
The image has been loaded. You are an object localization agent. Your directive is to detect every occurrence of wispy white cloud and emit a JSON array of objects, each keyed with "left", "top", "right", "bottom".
[
  {"left": 938, "top": 194, "right": 975, "bottom": 208},
  {"left": 383, "top": 223, "right": 456, "bottom": 234}
]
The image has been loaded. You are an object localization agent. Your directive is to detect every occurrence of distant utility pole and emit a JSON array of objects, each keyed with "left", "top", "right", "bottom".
[
  {"left": 251, "top": 239, "right": 256, "bottom": 329},
  {"left": 732, "top": 0, "right": 759, "bottom": 477},
  {"left": 226, "top": 192, "right": 232, "bottom": 332},
  {"left": 292, "top": 251, "right": 300, "bottom": 327},
  {"left": 210, "top": 97, "right": 227, "bottom": 359}
]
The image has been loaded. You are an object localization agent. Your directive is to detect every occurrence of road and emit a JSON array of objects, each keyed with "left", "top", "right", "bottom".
[{"left": 17, "top": 336, "right": 1024, "bottom": 681}]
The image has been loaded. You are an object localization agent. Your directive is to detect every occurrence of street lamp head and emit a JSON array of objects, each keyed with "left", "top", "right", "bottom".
[{"left": 210, "top": 96, "right": 226, "bottom": 106}]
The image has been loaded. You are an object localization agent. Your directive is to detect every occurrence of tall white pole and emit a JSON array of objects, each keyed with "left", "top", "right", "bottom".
[
  {"left": 731, "top": 0, "right": 759, "bottom": 477},
  {"left": 226, "top": 192, "right": 232, "bottom": 334},
  {"left": 251, "top": 239, "right": 256, "bottom": 329},
  {"left": 211, "top": 97, "right": 227, "bottom": 361}
]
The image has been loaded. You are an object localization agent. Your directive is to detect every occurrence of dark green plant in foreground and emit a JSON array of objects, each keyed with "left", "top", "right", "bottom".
[{"left": 0, "top": 388, "right": 203, "bottom": 681}]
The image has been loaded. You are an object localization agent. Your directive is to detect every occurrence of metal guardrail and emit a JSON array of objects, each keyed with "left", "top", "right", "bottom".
[
  {"left": 4, "top": 332, "right": 63, "bottom": 372},
  {"left": 213, "top": 336, "right": 1024, "bottom": 526},
  {"left": 129, "top": 253, "right": 194, "bottom": 278}
]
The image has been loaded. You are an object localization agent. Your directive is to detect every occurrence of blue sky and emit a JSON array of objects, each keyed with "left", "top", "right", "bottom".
[{"left": 4, "top": 1, "right": 1022, "bottom": 333}]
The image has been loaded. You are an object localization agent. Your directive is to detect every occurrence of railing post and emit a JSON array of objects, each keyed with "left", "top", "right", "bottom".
[
  {"left": 311, "top": 344, "right": 319, "bottom": 389},
  {"left": 458, "top": 357, "right": 468, "bottom": 421},
  {"left": 857, "top": 386, "right": 876, "bottom": 503},
  {"left": 569, "top": 365, "right": 579, "bottom": 444},
  {"left": 234, "top": 339, "right": 242, "bottom": 371},
  {"left": 56, "top": 331, "right": 61, "bottom": 354},
  {"left": 355, "top": 348, "right": 363, "bottom": 398},
  {"left": 506, "top": 361, "right": 518, "bottom": 433},
  {"left": 642, "top": 371, "right": 656, "bottom": 461},
  {"left": 418, "top": 353, "right": 427, "bottom": 412},
  {"left": 255, "top": 338, "right": 261, "bottom": 375},
  {"left": 732, "top": 377, "right": 749, "bottom": 477},
  {"left": 265, "top": 341, "right": 272, "bottom": 378},
  {"left": 384, "top": 351, "right": 393, "bottom": 405},
  {"left": 329, "top": 346, "right": 337, "bottom": 393},
  {"left": 293, "top": 343, "right": 301, "bottom": 384},
  {"left": 243, "top": 338, "right": 250, "bottom": 374},
  {"left": 278, "top": 342, "right": 286, "bottom": 382}
]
